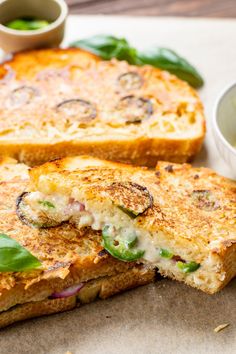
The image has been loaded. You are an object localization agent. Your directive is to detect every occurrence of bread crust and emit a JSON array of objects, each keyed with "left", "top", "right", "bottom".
[
  {"left": 0, "top": 48, "right": 205, "bottom": 167},
  {"left": 0, "top": 297, "right": 76, "bottom": 329},
  {"left": 29, "top": 156, "right": 236, "bottom": 293},
  {"left": 0, "top": 158, "right": 156, "bottom": 329},
  {"left": 0, "top": 134, "right": 204, "bottom": 167},
  {"left": 0, "top": 266, "right": 155, "bottom": 329}
]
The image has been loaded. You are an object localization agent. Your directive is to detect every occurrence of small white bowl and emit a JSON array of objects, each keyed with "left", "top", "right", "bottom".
[
  {"left": 213, "top": 82, "right": 236, "bottom": 173},
  {"left": 0, "top": 0, "right": 68, "bottom": 53}
]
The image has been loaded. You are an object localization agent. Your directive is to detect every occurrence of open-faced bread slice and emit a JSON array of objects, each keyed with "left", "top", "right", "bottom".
[{"left": 0, "top": 48, "right": 205, "bottom": 167}]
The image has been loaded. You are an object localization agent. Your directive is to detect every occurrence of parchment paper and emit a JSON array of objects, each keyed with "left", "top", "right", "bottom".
[{"left": 0, "top": 16, "right": 235, "bottom": 354}]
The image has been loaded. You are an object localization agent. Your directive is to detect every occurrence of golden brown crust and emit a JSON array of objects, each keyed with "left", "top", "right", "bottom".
[
  {"left": 0, "top": 156, "right": 235, "bottom": 301},
  {"left": 0, "top": 158, "right": 155, "bottom": 320},
  {"left": 30, "top": 156, "right": 236, "bottom": 254},
  {"left": 0, "top": 266, "right": 155, "bottom": 329},
  {"left": 0, "top": 48, "right": 205, "bottom": 167},
  {"left": 0, "top": 297, "right": 76, "bottom": 329},
  {"left": 0, "top": 135, "right": 204, "bottom": 167},
  {"left": 29, "top": 156, "right": 236, "bottom": 293},
  {"left": 0, "top": 48, "right": 100, "bottom": 80}
]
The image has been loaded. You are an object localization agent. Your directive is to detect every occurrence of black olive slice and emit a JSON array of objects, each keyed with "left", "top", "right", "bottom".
[
  {"left": 118, "top": 72, "right": 143, "bottom": 90},
  {"left": 117, "top": 95, "right": 153, "bottom": 123},
  {"left": 104, "top": 182, "right": 153, "bottom": 217},
  {"left": 16, "top": 192, "right": 62, "bottom": 229},
  {"left": 191, "top": 190, "right": 219, "bottom": 211},
  {"left": 10, "top": 86, "right": 38, "bottom": 107},
  {"left": 56, "top": 99, "right": 97, "bottom": 123}
]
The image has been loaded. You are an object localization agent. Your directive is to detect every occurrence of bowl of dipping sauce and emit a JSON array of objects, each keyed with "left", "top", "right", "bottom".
[
  {"left": 213, "top": 82, "right": 236, "bottom": 174},
  {"left": 0, "top": 0, "right": 68, "bottom": 52}
]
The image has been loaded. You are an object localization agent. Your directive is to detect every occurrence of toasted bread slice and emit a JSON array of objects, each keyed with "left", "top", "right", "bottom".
[
  {"left": 23, "top": 156, "right": 236, "bottom": 294},
  {"left": 0, "top": 267, "right": 154, "bottom": 329},
  {"left": 0, "top": 48, "right": 205, "bottom": 167},
  {"left": 0, "top": 158, "right": 155, "bottom": 328}
]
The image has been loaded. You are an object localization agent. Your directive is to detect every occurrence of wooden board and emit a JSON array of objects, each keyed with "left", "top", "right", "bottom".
[{"left": 66, "top": 0, "right": 236, "bottom": 17}]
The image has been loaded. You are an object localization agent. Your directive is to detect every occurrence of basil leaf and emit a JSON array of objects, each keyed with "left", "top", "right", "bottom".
[
  {"left": 0, "top": 233, "right": 41, "bottom": 272},
  {"left": 69, "top": 34, "right": 204, "bottom": 88},
  {"left": 70, "top": 35, "right": 138, "bottom": 64},
  {"left": 137, "top": 47, "right": 204, "bottom": 88}
]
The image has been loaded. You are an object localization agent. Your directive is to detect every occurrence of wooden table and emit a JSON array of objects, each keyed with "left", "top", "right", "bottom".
[{"left": 66, "top": 0, "right": 236, "bottom": 17}]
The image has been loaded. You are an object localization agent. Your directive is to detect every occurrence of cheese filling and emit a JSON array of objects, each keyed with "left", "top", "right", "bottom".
[{"left": 21, "top": 192, "right": 200, "bottom": 273}]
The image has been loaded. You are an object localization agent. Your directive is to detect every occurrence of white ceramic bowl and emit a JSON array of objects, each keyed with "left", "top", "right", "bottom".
[
  {"left": 0, "top": 0, "right": 68, "bottom": 53},
  {"left": 213, "top": 82, "right": 236, "bottom": 173}
]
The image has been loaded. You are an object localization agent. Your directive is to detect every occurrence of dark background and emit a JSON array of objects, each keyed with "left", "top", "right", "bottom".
[{"left": 65, "top": 0, "right": 236, "bottom": 17}]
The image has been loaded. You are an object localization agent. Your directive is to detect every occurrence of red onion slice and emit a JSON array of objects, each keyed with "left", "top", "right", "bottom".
[
  {"left": 50, "top": 283, "right": 84, "bottom": 299},
  {"left": 64, "top": 199, "right": 85, "bottom": 216}
]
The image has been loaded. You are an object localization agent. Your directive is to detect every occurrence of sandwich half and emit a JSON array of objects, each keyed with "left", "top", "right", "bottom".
[
  {"left": 0, "top": 48, "right": 205, "bottom": 167},
  {"left": 0, "top": 158, "right": 156, "bottom": 329},
  {"left": 18, "top": 155, "right": 236, "bottom": 294}
]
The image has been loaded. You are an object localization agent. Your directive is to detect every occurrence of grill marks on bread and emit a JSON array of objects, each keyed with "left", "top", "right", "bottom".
[
  {"left": 0, "top": 48, "right": 204, "bottom": 139},
  {"left": 29, "top": 156, "right": 236, "bottom": 255},
  {"left": 102, "top": 182, "right": 153, "bottom": 216}
]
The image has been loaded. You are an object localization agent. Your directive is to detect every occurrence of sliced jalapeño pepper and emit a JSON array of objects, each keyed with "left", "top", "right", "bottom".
[
  {"left": 177, "top": 261, "right": 200, "bottom": 273},
  {"left": 159, "top": 248, "right": 173, "bottom": 259},
  {"left": 102, "top": 225, "right": 144, "bottom": 262}
]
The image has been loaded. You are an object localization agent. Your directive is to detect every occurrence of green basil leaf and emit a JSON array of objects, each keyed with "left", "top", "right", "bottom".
[
  {"left": 0, "top": 233, "right": 41, "bottom": 272},
  {"left": 69, "top": 34, "right": 204, "bottom": 88},
  {"left": 70, "top": 34, "right": 138, "bottom": 64},
  {"left": 136, "top": 47, "right": 204, "bottom": 88}
]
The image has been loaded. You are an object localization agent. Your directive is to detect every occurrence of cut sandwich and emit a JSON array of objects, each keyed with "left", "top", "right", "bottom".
[
  {"left": 0, "top": 158, "right": 156, "bottom": 329},
  {"left": 0, "top": 48, "right": 205, "bottom": 167},
  {"left": 18, "top": 156, "right": 236, "bottom": 294}
]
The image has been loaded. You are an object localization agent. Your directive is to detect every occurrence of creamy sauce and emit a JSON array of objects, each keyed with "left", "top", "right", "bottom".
[
  {"left": 23, "top": 192, "right": 201, "bottom": 272},
  {"left": 25, "top": 192, "right": 164, "bottom": 262}
]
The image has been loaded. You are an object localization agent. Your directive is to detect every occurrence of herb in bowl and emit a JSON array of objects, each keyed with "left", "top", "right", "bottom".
[{"left": 5, "top": 17, "right": 50, "bottom": 31}]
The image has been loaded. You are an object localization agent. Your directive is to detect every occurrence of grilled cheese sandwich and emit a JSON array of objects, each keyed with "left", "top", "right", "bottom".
[
  {"left": 19, "top": 155, "right": 236, "bottom": 294},
  {"left": 0, "top": 158, "right": 155, "bottom": 328}
]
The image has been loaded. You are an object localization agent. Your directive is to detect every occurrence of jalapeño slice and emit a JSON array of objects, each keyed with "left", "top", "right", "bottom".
[
  {"left": 102, "top": 225, "right": 144, "bottom": 262},
  {"left": 177, "top": 261, "right": 200, "bottom": 273}
]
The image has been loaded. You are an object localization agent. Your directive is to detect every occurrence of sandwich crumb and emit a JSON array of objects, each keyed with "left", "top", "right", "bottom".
[{"left": 214, "top": 323, "right": 229, "bottom": 333}]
